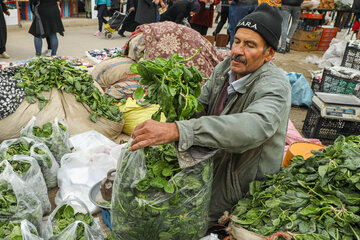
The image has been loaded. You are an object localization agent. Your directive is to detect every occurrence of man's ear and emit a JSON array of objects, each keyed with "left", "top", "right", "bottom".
[{"left": 264, "top": 47, "right": 275, "bottom": 62}]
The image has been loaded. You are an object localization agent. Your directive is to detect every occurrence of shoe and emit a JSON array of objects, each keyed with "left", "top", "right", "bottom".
[
  {"left": 277, "top": 48, "right": 286, "bottom": 54},
  {"left": 286, "top": 42, "right": 290, "bottom": 53},
  {"left": 118, "top": 32, "right": 126, "bottom": 37},
  {"left": 0, "top": 52, "right": 10, "bottom": 59},
  {"left": 42, "top": 49, "right": 52, "bottom": 57},
  {"left": 94, "top": 30, "right": 101, "bottom": 36}
]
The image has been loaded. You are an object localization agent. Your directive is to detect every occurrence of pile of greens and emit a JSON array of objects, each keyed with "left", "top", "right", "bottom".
[
  {"left": 231, "top": 135, "right": 360, "bottom": 240},
  {"left": 51, "top": 204, "right": 93, "bottom": 239},
  {"left": 14, "top": 57, "right": 123, "bottom": 123},
  {"left": 112, "top": 51, "right": 213, "bottom": 240},
  {"left": 132, "top": 49, "right": 204, "bottom": 122}
]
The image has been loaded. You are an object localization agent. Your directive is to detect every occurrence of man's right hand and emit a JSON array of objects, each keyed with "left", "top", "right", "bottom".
[
  {"left": 130, "top": 119, "right": 180, "bottom": 151},
  {"left": 130, "top": 7, "right": 135, "bottom": 11}
]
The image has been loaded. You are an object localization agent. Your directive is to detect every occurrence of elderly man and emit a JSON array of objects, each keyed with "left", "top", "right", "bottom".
[{"left": 131, "top": 3, "right": 291, "bottom": 228}]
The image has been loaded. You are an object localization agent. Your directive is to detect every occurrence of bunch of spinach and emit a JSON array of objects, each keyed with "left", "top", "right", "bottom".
[
  {"left": 131, "top": 49, "right": 204, "bottom": 122},
  {"left": 50, "top": 204, "right": 93, "bottom": 240},
  {"left": 0, "top": 180, "right": 18, "bottom": 224},
  {"left": 231, "top": 135, "right": 360, "bottom": 240},
  {"left": 0, "top": 221, "right": 39, "bottom": 239},
  {"left": 21, "top": 120, "right": 70, "bottom": 164},
  {"left": 13, "top": 57, "right": 123, "bottom": 123}
]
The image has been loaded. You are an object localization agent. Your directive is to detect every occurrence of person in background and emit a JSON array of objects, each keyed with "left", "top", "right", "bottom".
[
  {"left": 43, "top": 0, "right": 60, "bottom": 57},
  {"left": 130, "top": 3, "right": 290, "bottom": 231},
  {"left": 214, "top": 2, "right": 221, "bottom": 23},
  {"left": 118, "top": 0, "right": 139, "bottom": 37},
  {"left": 160, "top": 0, "right": 200, "bottom": 24},
  {"left": 190, "top": 0, "right": 220, "bottom": 35},
  {"left": 110, "top": 0, "right": 122, "bottom": 15},
  {"left": 135, "top": 0, "right": 159, "bottom": 25},
  {"left": 228, "top": 0, "right": 257, "bottom": 47},
  {"left": 94, "top": 0, "right": 111, "bottom": 36},
  {"left": 212, "top": 0, "right": 230, "bottom": 37},
  {"left": 0, "top": 0, "right": 10, "bottom": 59},
  {"left": 29, "top": 0, "right": 64, "bottom": 57},
  {"left": 278, "top": 0, "right": 304, "bottom": 53}
]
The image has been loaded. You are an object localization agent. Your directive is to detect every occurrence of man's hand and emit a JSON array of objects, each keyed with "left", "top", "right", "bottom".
[
  {"left": 130, "top": 119, "right": 179, "bottom": 151},
  {"left": 130, "top": 7, "right": 135, "bottom": 11},
  {"left": 4, "top": 10, "right": 10, "bottom": 16},
  {"left": 107, "top": 6, "right": 111, "bottom": 10}
]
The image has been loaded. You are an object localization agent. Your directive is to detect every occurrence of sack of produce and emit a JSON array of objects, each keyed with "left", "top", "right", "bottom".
[
  {"left": 21, "top": 117, "right": 71, "bottom": 164},
  {"left": 0, "top": 160, "right": 42, "bottom": 230},
  {"left": 0, "top": 57, "right": 124, "bottom": 143},
  {"left": 42, "top": 198, "right": 104, "bottom": 240},
  {"left": 111, "top": 52, "right": 212, "bottom": 239},
  {"left": 0, "top": 137, "right": 59, "bottom": 189},
  {"left": 228, "top": 135, "right": 360, "bottom": 240},
  {"left": 0, "top": 220, "right": 43, "bottom": 240},
  {"left": 0, "top": 155, "right": 51, "bottom": 214}
]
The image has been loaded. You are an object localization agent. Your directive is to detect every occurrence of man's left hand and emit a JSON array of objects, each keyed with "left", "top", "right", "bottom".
[
  {"left": 130, "top": 119, "right": 179, "bottom": 151},
  {"left": 107, "top": 6, "right": 111, "bottom": 10},
  {"left": 4, "top": 10, "right": 10, "bottom": 16}
]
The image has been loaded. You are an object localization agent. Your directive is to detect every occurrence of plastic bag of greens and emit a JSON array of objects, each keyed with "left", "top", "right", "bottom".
[
  {"left": 0, "top": 161, "right": 43, "bottom": 231},
  {"left": 42, "top": 197, "right": 104, "bottom": 240},
  {"left": 0, "top": 137, "right": 59, "bottom": 189},
  {"left": 3, "top": 155, "right": 51, "bottom": 214},
  {"left": 21, "top": 117, "right": 71, "bottom": 164},
  {"left": 111, "top": 142, "right": 213, "bottom": 240},
  {"left": 0, "top": 220, "right": 43, "bottom": 240}
]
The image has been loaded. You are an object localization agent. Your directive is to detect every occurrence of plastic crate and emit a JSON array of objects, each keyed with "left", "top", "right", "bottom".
[
  {"left": 341, "top": 41, "right": 360, "bottom": 70},
  {"left": 318, "top": 67, "right": 360, "bottom": 97},
  {"left": 102, "top": 209, "right": 112, "bottom": 231},
  {"left": 302, "top": 105, "right": 360, "bottom": 144}
]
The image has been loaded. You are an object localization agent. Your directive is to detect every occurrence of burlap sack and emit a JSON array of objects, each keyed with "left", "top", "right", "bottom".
[
  {"left": 103, "top": 74, "right": 142, "bottom": 99},
  {"left": 91, "top": 57, "right": 136, "bottom": 88},
  {"left": 126, "top": 33, "right": 147, "bottom": 62},
  {"left": 227, "top": 221, "right": 266, "bottom": 240},
  {"left": 0, "top": 88, "right": 124, "bottom": 142}
]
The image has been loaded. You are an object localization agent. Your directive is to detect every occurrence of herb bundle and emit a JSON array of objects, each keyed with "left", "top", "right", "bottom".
[
  {"left": 231, "top": 135, "right": 360, "bottom": 240},
  {"left": 14, "top": 57, "right": 123, "bottom": 123}
]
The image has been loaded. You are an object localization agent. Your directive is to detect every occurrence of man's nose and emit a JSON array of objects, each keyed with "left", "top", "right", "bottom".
[{"left": 232, "top": 43, "right": 245, "bottom": 55}]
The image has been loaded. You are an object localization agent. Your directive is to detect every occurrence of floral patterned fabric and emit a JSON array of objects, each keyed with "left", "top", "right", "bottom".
[{"left": 126, "top": 21, "right": 223, "bottom": 78}]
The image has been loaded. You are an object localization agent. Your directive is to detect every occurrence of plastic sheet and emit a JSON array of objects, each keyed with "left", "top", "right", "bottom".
[
  {"left": 20, "top": 219, "right": 43, "bottom": 240},
  {"left": 286, "top": 72, "right": 314, "bottom": 106},
  {"left": 111, "top": 142, "right": 213, "bottom": 240}
]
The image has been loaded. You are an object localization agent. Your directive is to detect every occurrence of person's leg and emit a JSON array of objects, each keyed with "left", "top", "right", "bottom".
[
  {"left": 34, "top": 37, "right": 42, "bottom": 56},
  {"left": 0, "top": 47, "right": 5, "bottom": 54},
  {"left": 280, "top": 5, "right": 291, "bottom": 52},
  {"left": 287, "top": 6, "right": 301, "bottom": 41},
  {"left": 46, "top": 36, "right": 51, "bottom": 50},
  {"left": 48, "top": 32, "right": 59, "bottom": 56},
  {"left": 213, "top": 6, "right": 229, "bottom": 36},
  {"left": 190, "top": 23, "right": 203, "bottom": 34}
]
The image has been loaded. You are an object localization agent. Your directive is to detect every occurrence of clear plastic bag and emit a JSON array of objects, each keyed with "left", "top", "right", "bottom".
[
  {"left": 0, "top": 137, "right": 59, "bottom": 189},
  {"left": 42, "top": 197, "right": 104, "bottom": 240},
  {"left": 3, "top": 155, "right": 51, "bottom": 214},
  {"left": 21, "top": 219, "right": 44, "bottom": 240},
  {"left": 111, "top": 142, "right": 213, "bottom": 240},
  {"left": 0, "top": 160, "right": 43, "bottom": 231},
  {"left": 20, "top": 116, "right": 71, "bottom": 164}
]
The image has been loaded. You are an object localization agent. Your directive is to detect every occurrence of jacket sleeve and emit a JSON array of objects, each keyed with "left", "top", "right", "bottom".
[
  {"left": 107, "top": 0, "right": 112, "bottom": 6},
  {"left": 95, "top": 0, "right": 98, "bottom": 5},
  {"left": 176, "top": 76, "right": 290, "bottom": 153}
]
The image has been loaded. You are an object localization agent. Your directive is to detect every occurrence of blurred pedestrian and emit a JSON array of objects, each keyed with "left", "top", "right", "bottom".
[
  {"left": 94, "top": 0, "right": 111, "bottom": 36},
  {"left": 228, "top": 0, "right": 257, "bottom": 47},
  {"left": 0, "top": 0, "right": 10, "bottom": 59},
  {"left": 29, "top": 0, "right": 64, "bottom": 57},
  {"left": 190, "top": 0, "right": 220, "bottom": 36},
  {"left": 135, "top": 0, "right": 159, "bottom": 24},
  {"left": 214, "top": 1, "right": 221, "bottom": 23},
  {"left": 118, "top": 0, "right": 139, "bottom": 37},
  {"left": 110, "top": 0, "right": 122, "bottom": 15},
  {"left": 278, "top": 0, "right": 304, "bottom": 53},
  {"left": 212, "top": 0, "right": 230, "bottom": 37},
  {"left": 160, "top": 0, "right": 200, "bottom": 24}
]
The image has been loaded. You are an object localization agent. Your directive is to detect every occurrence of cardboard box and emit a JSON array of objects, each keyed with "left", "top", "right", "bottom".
[
  {"left": 290, "top": 39, "right": 319, "bottom": 51},
  {"left": 292, "top": 29, "right": 323, "bottom": 41}
]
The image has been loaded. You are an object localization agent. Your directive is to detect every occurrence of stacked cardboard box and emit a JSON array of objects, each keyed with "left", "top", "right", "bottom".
[
  {"left": 317, "top": 26, "right": 338, "bottom": 51},
  {"left": 290, "top": 29, "right": 323, "bottom": 51}
]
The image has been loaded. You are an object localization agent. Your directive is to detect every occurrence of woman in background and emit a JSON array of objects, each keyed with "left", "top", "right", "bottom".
[
  {"left": 0, "top": 0, "right": 10, "bottom": 58},
  {"left": 94, "top": 0, "right": 111, "bottom": 36},
  {"left": 29, "top": 0, "right": 64, "bottom": 56}
]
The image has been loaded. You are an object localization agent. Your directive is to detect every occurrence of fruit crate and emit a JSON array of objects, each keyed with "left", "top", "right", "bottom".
[
  {"left": 317, "top": 66, "right": 360, "bottom": 97},
  {"left": 302, "top": 105, "right": 360, "bottom": 144},
  {"left": 341, "top": 40, "right": 360, "bottom": 70}
]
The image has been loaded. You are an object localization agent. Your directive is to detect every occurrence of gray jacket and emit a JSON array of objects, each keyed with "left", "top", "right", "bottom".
[{"left": 175, "top": 57, "right": 291, "bottom": 226}]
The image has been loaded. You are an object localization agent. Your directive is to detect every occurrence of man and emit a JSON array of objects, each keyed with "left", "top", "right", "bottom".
[
  {"left": 228, "top": 0, "right": 257, "bottom": 47},
  {"left": 278, "top": 0, "right": 304, "bottom": 53},
  {"left": 160, "top": 0, "right": 200, "bottom": 24},
  {"left": 0, "top": 0, "right": 10, "bottom": 59},
  {"left": 131, "top": 3, "right": 291, "bottom": 228}
]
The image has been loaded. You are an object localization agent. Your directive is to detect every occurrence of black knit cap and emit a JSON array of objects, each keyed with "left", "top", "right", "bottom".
[{"left": 235, "top": 3, "right": 282, "bottom": 50}]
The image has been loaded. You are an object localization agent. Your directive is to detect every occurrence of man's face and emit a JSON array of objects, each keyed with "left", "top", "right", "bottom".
[{"left": 230, "top": 28, "right": 274, "bottom": 79}]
